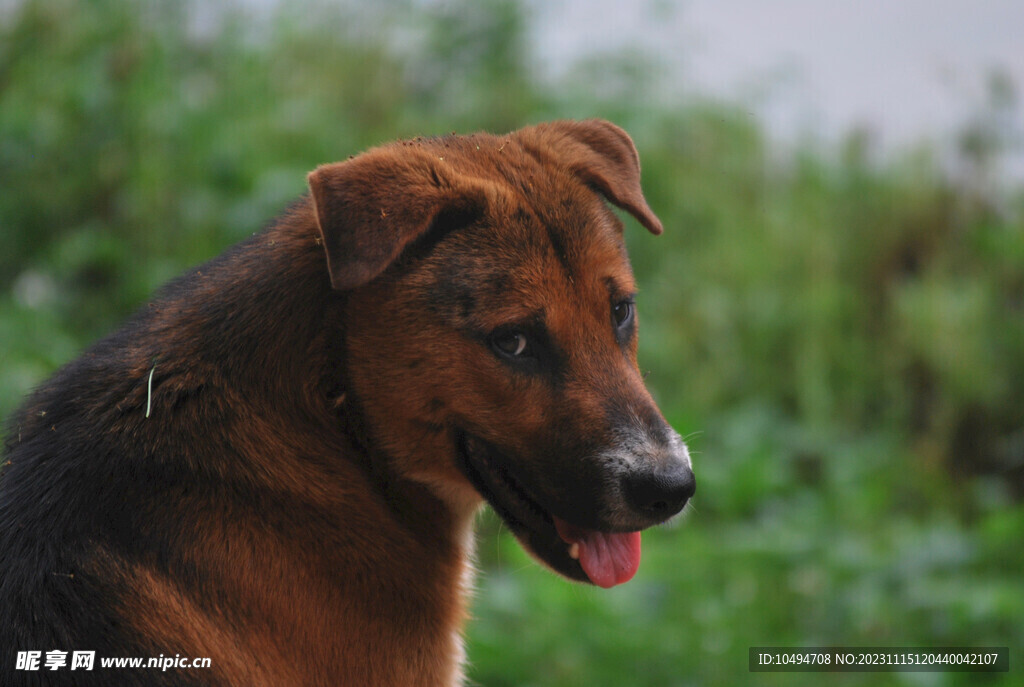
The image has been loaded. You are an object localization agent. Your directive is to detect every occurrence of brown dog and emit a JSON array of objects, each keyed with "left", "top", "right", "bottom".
[{"left": 0, "top": 120, "right": 695, "bottom": 686}]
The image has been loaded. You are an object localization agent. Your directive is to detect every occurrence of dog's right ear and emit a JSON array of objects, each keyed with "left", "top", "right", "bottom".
[
  {"left": 527, "top": 119, "right": 663, "bottom": 236},
  {"left": 308, "top": 150, "right": 487, "bottom": 290}
]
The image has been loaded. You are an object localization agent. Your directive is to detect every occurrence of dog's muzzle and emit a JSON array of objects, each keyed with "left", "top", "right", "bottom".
[
  {"left": 455, "top": 426, "right": 695, "bottom": 589},
  {"left": 602, "top": 428, "right": 696, "bottom": 529}
]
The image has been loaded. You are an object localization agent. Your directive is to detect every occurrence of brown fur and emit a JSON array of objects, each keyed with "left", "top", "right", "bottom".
[{"left": 0, "top": 120, "right": 693, "bottom": 686}]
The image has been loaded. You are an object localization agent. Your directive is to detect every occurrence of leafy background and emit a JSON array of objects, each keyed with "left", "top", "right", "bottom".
[{"left": 1, "top": 1, "right": 1022, "bottom": 685}]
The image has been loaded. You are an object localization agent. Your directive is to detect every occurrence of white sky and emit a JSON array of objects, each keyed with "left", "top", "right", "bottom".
[{"left": 533, "top": 0, "right": 1024, "bottom": 161}]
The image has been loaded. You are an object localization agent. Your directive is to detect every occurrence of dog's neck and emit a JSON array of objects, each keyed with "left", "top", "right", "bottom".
[{"left": 114, "top": 199, "right": 479, "bottom": 684}]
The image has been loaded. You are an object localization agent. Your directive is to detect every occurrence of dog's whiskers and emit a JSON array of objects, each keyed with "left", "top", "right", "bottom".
[{"left": 682, "top": 430, "right": 704, "bottom": 443}]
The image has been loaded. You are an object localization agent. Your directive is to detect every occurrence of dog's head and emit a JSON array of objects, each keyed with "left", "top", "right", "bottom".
[{"left": 308, "top": 120, "right": 694, "bottom": 588}]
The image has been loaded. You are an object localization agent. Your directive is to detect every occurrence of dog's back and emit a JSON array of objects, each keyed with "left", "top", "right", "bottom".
[{"left": 1, "top": 212, "right": 473, "bottom": 685}]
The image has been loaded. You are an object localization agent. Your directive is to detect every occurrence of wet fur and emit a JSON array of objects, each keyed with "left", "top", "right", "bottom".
[{"left": 0, "top": 120, "right": 684, "bottom": 686}]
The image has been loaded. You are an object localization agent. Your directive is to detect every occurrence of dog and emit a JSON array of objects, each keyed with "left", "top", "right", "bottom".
[{"left": 0, "top": 119, "right": 695, "bottom": 686}]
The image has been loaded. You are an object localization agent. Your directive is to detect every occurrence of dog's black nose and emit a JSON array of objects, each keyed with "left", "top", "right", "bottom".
[{"left": 623, "top": 462, "right": 696, "bottom": 520}]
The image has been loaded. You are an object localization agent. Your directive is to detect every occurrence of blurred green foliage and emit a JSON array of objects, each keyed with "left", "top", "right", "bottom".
[{"left": 1, "top": 1, "right": 1022, "bottom": 685}]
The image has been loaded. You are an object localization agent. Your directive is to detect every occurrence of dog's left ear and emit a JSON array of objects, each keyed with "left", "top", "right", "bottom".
[
  {"left": 308, "top": 149, "right": 488, "bottom": 290},
  {"left": 528, "top": 119, "right": 663, "bottom": 235}
]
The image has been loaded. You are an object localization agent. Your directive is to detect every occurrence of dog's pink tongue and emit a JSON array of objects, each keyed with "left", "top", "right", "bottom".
[{"left": 553, "top": 518, "right": 642, "bottom": 589}]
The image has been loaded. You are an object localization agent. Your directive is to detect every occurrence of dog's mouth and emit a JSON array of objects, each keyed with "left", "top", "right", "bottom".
[{"left": 455, "top": 431, "right": 642, "bottom": 588}]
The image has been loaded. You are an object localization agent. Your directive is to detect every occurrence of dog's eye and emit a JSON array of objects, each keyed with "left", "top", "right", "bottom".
[
  {"left": 491, "top": 331, "right": 529, "bottom": 358},
  {"left": 612, "top": 300, "right": 634, "bottom": 329}
]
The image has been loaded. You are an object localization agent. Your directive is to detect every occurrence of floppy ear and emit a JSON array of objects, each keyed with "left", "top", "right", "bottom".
[
  {"left": 308, "top": 150, "right": 487, "bottom": 290},
  {"left": 529, "top": 119, "right": 663, "bottom": 235}
]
